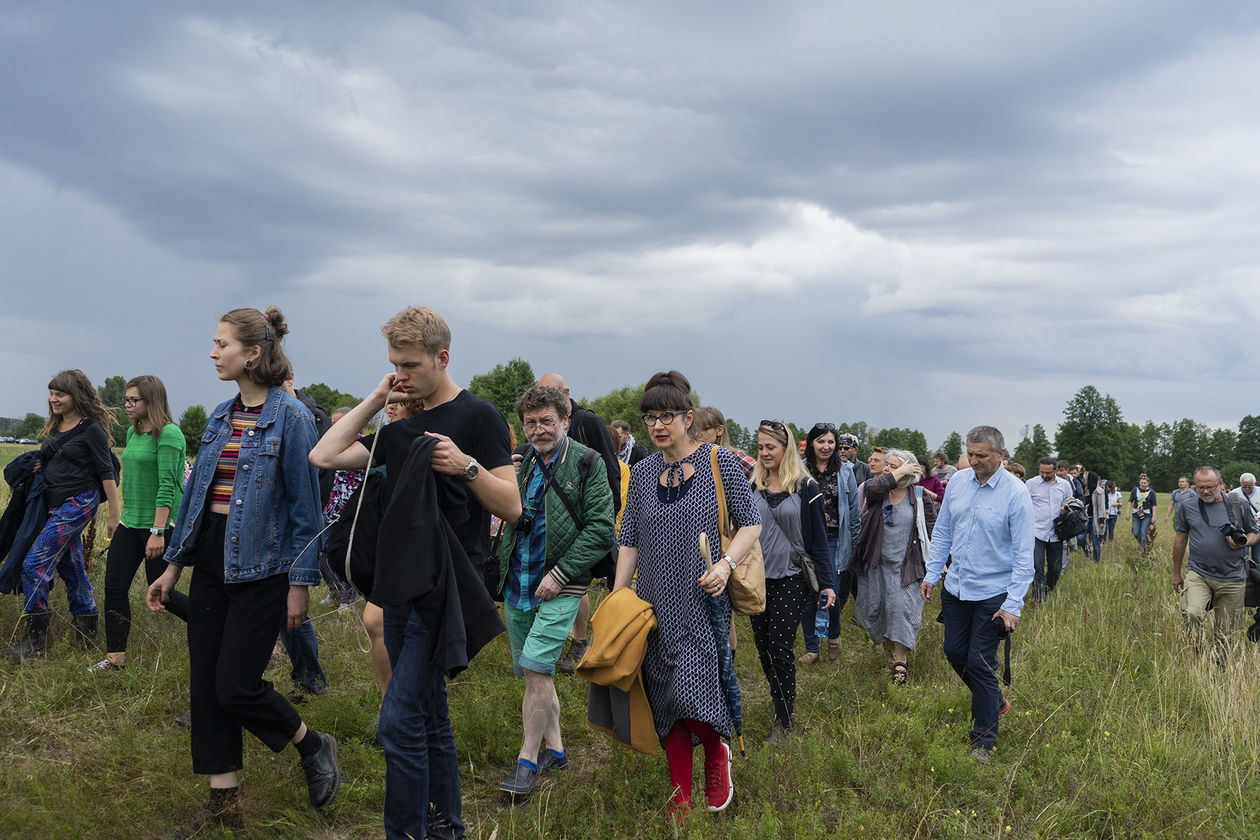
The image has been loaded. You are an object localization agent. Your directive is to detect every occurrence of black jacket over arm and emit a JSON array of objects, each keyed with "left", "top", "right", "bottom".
[{"left": 374, "top": 435, "right": 505, "bottom": 678}]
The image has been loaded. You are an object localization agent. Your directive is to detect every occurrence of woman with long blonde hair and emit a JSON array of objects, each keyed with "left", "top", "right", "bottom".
[{"left": 748, "top": 421, "right": 835, "bottom": 741}]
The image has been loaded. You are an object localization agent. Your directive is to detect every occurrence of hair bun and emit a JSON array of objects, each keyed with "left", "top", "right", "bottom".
[
  {"left": 264, "top": 306, "right": 289, "bottom": 339},
  {"left": 646, "top": 370, "right": 691, "bottom": 395}
]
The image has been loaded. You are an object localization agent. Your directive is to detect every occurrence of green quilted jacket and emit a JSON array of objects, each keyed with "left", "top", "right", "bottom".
[{"left": 497, "top": 437, "right": 616, "bottom": 598}]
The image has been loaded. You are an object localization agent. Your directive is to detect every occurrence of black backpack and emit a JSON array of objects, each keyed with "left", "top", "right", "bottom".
[{"left": 1053, "top": 497, "right": 1089, "bottom": 540}]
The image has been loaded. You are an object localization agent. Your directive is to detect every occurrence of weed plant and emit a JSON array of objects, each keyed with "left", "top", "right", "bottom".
[{"left": 1, "top": 466, "right": 1258, "bottom": 838}]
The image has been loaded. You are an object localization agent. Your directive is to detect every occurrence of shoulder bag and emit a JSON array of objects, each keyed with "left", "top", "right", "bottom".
[{"left": 710, "top": 446, "right": 765, "bottom": 616}]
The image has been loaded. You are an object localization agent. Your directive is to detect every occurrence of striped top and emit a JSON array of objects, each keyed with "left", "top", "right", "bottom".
[{"left": 209, "top": 400, "right": 263, "bottom": 507}]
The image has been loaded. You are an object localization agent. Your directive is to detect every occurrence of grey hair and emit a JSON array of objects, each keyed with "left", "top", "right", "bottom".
[
  {"left": 966, "top": 425, "right": 1005, "bottom": 453},
  {"left": 1242, "top": 472, "right": 1256, "bottom": 483},
  {"left": 885, "top": 448, "right": 921, "bottom": 487}
]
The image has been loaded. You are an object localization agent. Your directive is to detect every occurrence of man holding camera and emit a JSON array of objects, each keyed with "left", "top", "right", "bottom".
[
  {"left": 1172, "top": 467, "right": 1259, "bottom": 654},
  {"left": 496, "top": 385, "right": 615, "bottom": 798},
  {"left": 921, "top": 426, "right": 1033, "bottom": 764}
]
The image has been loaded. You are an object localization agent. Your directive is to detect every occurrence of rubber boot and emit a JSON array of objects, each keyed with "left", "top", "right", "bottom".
[
  {"left": 70, "top": 613, "right": 98, "bottom": 650},
  {"left": 7, "top": 611, "right": 52, "bottom": 660}
]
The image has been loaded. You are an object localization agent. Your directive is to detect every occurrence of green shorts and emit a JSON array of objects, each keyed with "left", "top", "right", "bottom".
[{"left": 504, "top": 595, "right": 582, "bottom": 676}]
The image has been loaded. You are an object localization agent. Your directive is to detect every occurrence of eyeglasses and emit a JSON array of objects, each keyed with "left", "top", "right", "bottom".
[
  {"left": 760, "top": 420, "right": 786, "bottom": 431},
  {"left": 838, "top": 444, "right": 856, "bottom": 450},
  {"left": 642, "top": 411, "right": 684, "bottom": 427},
  {"left": 124, "top": 397, "right": 144, "bottom": 406},
  {"left": 882, "top": 502, "right": 895, "bottom": 528},
  {"left": 523, "top": 417, "right": 559, "bottom": 430},
  {"left": 812, "top": 422, "right": 836, "bottom": 432}
]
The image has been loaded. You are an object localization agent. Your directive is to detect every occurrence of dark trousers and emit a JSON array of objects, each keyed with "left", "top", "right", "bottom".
[
  {"left": 751, "top": 573, "right": 809, "bottom": 729},
  {"left": 103, "top": 524, "right": 188, "bottom": 653},
  {"left": 1033, "top": 538, "right": 1062, "bottom": 597},
  {"left": 940, "top": 588, "right": 1006, "bottom": 749},
  {"left": 187, "top": 515, "right": 302, "bottom": 774},
  {"left": 801, "top": 569, "right": 855, "bottom": 651}
]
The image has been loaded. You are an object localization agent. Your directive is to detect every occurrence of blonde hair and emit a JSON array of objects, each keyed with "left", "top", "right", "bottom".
[
  {"left": 751, "top": 422, "right": 807, "bottom": 493},
  {"left": 381, "top": 306, "right": 451, "bottom": 353}
]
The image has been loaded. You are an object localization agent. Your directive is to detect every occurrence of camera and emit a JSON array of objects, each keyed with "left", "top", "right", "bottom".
[
  {"left": 1219, "top": 523, "right": 1249, "bottom": 546},
  {"left": 515, "top": 513, "right": 535, "bottom": 534}
]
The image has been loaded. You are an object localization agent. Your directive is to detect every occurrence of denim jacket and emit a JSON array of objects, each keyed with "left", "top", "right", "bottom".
[{"left": 164, "top": 386, "right": 323, "bottom": 585}]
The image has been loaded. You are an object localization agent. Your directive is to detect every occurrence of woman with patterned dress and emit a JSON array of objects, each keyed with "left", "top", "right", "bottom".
[
  {"left": 852, "top": 449, "right": 936, "bottom": 683},
  {"left": 613, "top": 371, "right": 761, "bottom": 819}
]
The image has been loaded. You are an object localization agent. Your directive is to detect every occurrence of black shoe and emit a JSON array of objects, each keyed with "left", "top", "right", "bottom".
[
  {"left": 6, "top": 611, "right": 51, "bottom": 660},
  {"left": 499, "top": 761, "right": 539, "bottom": 799},
  {"left": 70, "top": 613, "right": 98, "bottom": 650},
  {"left": 555, "top": 639, "right": 588, "bottom": 675},
  {"left": 299, "top": 731, "right": 341, "bottom": 809},
  {"left": 537, "top": 749, "right": 568, "bottom": 774},
  {"left": 170, "top": 787, "right": 243, "bottom": 837}
]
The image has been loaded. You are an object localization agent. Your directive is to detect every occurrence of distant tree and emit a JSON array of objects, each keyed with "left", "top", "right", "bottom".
[
  {"left": 940, "top": 431, "right": 964, "bottom": 463},
  {"left": 585, "top": 383, "right": 647, "bottom": 433},
  {"left": 786, "top": 423, "right": 809, "bottom": 451},
  {"left": 467, "top": 357, "right": 536, "bottom": 440},
  {"left": 1236, "top": 415, "right": 1260, "bottom": 464},
  {"left": 1206, "top": 427, "right": 1237, "bottom": 470},
  {"left": 725, "top": 419, "right": 754, "bottom": 454},
  {"left": 16, "top": 413, "right": 43, "bottom": 439},
  {"left": 1167, "top": 418, "right": 1208, "bottom": 481},
  {"left": 300, "top": 382, "right": 361, "bottom": 417},
  {"left": 872, "top": 427, "right": 928, "bottom": 455},
  {"left": 1054, "top": 385, "right": 1129, "bottom": 480},
  {"left": 179, "top": 405, "right": 208, "bottom": 457},
  {"left": 96, "top": 374, "right": 128, "bottom": 445}
]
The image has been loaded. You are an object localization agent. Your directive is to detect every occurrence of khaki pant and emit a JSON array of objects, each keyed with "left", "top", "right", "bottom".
[{"left": 1180, "top": 568, "right": 1246, "bottom": 653}]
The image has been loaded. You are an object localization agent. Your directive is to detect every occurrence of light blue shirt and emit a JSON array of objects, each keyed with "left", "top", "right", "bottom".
[{"left": 925, "top": 465, "right": 1035, "bottom": 616}]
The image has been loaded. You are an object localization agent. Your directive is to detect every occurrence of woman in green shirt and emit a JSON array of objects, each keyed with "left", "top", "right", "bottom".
[{"left": 92, "top": 375, "right": 188, "bottom": 671}]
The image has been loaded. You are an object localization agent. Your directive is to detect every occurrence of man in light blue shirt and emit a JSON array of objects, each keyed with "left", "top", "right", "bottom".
[
  {"left": 1026, "top": 456, "right": 1074, "bottom": 601},
  {"left": 920, "top": 426, "right": 1034, "bottom": 763}
]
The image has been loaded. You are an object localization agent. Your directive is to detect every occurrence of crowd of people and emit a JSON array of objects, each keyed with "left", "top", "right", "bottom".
[{"left": 3, "top": 303, "right": 1259, "bottom": 835}]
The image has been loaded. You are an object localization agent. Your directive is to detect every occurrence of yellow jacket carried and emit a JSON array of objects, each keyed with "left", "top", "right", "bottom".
[{"left": 576, "top": 586, "right": 658, "bottom": 755}]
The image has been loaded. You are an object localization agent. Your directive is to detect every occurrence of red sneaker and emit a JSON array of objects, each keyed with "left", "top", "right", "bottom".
[
  {"left": 999, "top": 697, "right": 1011, "bottom": 715},
  {"left": 704, "top": 741, "right": 733, "bottom": 812}
]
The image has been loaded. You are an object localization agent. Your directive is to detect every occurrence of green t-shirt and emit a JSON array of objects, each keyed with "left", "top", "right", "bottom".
[{"left": 120, "top": 423, "right": 187, "bottom": 531}]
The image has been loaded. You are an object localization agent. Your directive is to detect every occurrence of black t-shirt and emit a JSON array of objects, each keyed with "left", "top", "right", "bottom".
[
  {"left": 359, "top": 390, "right": 512, "bottom": 569},
  {"left": 40, "top": 419, "right": 115, "bottom": 509}
]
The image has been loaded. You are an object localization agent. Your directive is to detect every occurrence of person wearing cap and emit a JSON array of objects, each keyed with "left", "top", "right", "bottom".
[{"left": 836, "top": 433, "right": 871, "bottom": 485}]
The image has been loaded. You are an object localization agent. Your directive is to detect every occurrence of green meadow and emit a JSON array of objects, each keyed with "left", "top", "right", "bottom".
[{"left": 1, "top": 450, "right": 1258, "bottom": 839}]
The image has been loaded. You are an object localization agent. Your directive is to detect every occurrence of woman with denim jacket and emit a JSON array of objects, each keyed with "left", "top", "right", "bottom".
[{"left": 146, "top": 307, "right": 340, "bottom": 833}]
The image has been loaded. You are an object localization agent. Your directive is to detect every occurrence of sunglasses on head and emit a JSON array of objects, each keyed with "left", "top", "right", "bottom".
[
  {"left": 812, "top": 422, "right": 836, "bottom": 432},
  {"left": 761, "top": 420, "right": 786, "bottom": 431}
]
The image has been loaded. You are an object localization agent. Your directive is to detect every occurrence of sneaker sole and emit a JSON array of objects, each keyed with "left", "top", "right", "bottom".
[{"left": 706, "top": 742, "right": 733, "bottom": 813}]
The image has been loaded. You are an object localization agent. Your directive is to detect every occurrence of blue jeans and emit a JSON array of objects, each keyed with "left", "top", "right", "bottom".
[
  {"left": 801, "top": 534, "right": 846, "bottom": 652},
  {"left": 1132, "top": 514, "right": 1152, "bottom": 548},
  {"left": 380, "top": 605, "right": 463, "bottom": 840},
  {"left": 280, "top": 619, "right": 326, "bottom": 694},
  {"left": 940, "top": 588, "right": 1006, "bottom": 749},
  {"left": 1106, "top": 515, "right": 1117, "bottom": 542},
  {"left": 1090, "top": 530, "right": 1102, "bottom": 562}
]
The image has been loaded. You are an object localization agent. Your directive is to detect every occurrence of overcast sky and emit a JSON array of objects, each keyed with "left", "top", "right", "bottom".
[{"left": 3, "top": 2, "right": 1259, "bottom": 448}]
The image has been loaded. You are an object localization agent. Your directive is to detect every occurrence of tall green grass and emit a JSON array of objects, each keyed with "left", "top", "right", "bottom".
[{"left": 1, "top": 482, "right": 1258, "bottom": 838}]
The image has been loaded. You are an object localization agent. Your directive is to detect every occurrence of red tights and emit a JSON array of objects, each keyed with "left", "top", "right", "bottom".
[{"left": 661, "top": 719, "right": 722, "bottom": 804}]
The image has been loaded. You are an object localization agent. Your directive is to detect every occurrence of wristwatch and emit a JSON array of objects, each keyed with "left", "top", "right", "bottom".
[
  {"left": 722, "top": 554, "right": 736, "bottom": 571},
  {"left": 461, "top": 457, "right": 480, "bottom": 481},
  {"left": 149, "top": 527, "right": 163, "bottom": 536}
]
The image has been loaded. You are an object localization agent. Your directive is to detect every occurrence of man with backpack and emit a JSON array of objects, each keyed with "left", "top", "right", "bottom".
[{"left": 1026, "top": 457, "right": 1074, "bottom": 602}]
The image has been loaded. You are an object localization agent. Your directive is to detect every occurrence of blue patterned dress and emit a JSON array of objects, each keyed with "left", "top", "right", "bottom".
[{"left": 617, "top": 443, "right": 760, "bottom": 740}]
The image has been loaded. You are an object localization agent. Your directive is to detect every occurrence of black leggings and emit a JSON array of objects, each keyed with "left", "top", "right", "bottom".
[
  {"left": 103, "top": 524, "right": 188, "bottom": 653},
  {"left": 750, "top": 573, "right": 810, "bottom": 730}
]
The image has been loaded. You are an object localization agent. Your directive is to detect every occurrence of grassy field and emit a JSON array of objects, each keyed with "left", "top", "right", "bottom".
[{"left": 2, "top": 446, "right": 1259, "bottom": 838}]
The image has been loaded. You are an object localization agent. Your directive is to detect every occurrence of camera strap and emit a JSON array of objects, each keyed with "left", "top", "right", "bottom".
[
  {"left": 1198, "top": 495, "right": 1240, "bottom": 530},
  {"left": 533, "top": 441, "right": 585, "bottom": 527}
]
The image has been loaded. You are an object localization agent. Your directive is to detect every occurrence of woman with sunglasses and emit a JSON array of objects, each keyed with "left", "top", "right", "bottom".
[
  {"left": 851, "top": 448, "right": 935, "bottom": 683},
  {"left": 613, "top": 372, "right": 761, "bottom": 818},
  {"left": 93, "top": 375, "right": 188, "bottom": 672},
  {"left": 798, "top": 422, "right": 860, "bottom": 663},
  {"left": 749, "top": 421, "right": 835, "bottom": 741}
]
